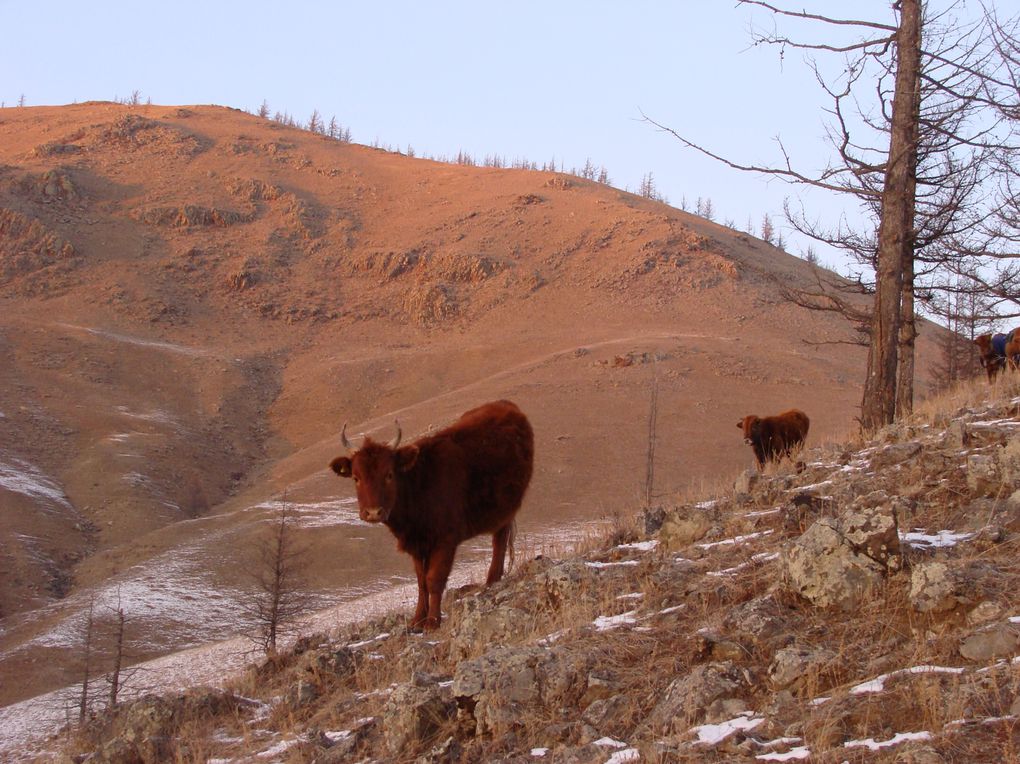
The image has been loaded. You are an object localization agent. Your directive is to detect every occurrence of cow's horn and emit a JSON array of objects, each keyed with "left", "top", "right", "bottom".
[
  {"left": 341, "top": 422, "right": 353, "bottom": 451},
  {"left": 390, "top": 420, "right": 402, "bottom": 448}
]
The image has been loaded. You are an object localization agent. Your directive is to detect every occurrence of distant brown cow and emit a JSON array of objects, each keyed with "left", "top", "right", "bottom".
[
  {"left": 737, "top": 409, "right": 810, "bottom": 468},
  {"left": 974, "top": 332, "right": 1014, "bottom": 382},
  {"left": 329, "top": 400, "right": 534, "bottom": 631}
]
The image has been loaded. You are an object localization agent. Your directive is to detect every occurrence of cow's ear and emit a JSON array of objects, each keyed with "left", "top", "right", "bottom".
[
  {"left": 736, "top": 420, "right": 743, "bottom": 429},
  {"left": 396, "top": 445, "right": 419, "bottom": 472},
  {"left": 330, "top": 456, "right": 353, "bottom": 478}
]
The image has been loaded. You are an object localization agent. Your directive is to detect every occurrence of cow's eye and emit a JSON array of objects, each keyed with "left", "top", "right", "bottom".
[
  {"left": 385, "top": 472, "right": 394, "bottom": 483},
  {"left": 353, "top": 475, "right": 360, "bottom": 484}
]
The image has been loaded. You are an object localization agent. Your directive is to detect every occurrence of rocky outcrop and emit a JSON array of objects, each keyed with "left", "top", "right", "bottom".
[{"left": 781, "top": 491, "right": 902, "bottom": 610}]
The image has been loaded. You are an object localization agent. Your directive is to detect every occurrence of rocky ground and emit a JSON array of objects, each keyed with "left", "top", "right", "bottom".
[{"left": 20, "top": 378, "right": 1020, "bottom": 763}]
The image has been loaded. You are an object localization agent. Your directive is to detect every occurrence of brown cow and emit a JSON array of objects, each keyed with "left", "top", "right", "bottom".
[
  {"left": 974, "top": 332, "right": 1013, "bottom": 382},
  {"left": 329, "top": 400, "right": 534, "bottom": 631},
  {"left": 737, "top": 409, "right": 810, "bottom": 468}
]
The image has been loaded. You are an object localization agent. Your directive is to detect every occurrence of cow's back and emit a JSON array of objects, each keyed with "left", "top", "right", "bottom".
[{"left": 416, "top": 401, "right": 534, "bottom": 539}]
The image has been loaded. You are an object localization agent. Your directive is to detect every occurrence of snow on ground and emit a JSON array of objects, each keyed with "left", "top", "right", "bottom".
[
  {"left": 250, "top": 497, "right": 362, "bottom": 528},
  {"left": 844, "top": 730, "right": 933, "bottom": 750},
  {"left": 592, "top": 610, "right": 640, "bottom": 632},
  {"left": 708, "top": 552, "right": 779, "bottom": 577},
  {"left": 690, "top": 712, "right": 764, "bottom": 745},
  {"left": 901, "top": 529, "right": 974, "bottom": 549},
  {"left": 604, "top": 748, "right": 640, "bottom": 763},
  {"left": 0, "top": 556, "right": 495, "bottom": 759},
  {"left": 614, "top": 540, "right": 658, "bottom": 552},
  {"left": 849, "top": 665, "right": 966, "bottom": 695},
  {"left": 755, "top": 745, "right": 811, "bottom": 761},
  {"left": 696, "top": 530, "right": 773, "bottom": 550},
  {"left": 0, "top": 455, "right": 76, "bottom": 515}
]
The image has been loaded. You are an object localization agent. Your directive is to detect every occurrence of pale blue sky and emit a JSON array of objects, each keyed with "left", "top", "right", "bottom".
[{"left": 2, "top": 2, "right": 930, "bottom": 271}]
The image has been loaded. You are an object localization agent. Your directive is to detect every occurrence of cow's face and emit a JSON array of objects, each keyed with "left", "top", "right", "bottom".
[
  {"left": 737, "top": 415, "right": 760, "bottom": 444},
  {"left": 330, "top": 440, "right": 419, "bottom": 524}
]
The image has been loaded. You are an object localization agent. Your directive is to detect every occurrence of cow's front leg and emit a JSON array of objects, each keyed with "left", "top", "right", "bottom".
[
  {"left": 409, "top": 555, "right": 429, "bottom": 631},
  {"left": 422, "top": 544, "right": 457, "bottom": 630}
]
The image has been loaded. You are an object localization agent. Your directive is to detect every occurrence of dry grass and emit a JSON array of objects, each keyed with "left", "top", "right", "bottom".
[{"left": 51, "top": 380, "right": 1020, "bottom": 762}]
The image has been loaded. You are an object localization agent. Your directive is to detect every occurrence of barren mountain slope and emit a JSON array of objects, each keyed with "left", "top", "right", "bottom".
[{"left": 0, "top": 103, "right": 940, "bottom": 707}]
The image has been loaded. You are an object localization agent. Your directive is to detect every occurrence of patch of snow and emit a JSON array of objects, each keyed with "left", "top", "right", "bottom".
[
  {"left": 605, "top": 749, "right": 640, "bottom": 763},
  {"left": 756, "top": 746, "right": 812, "bottom": 761},
  {"left": 850, "top": 665, "right": 966, "bottom": 695},
  {"left": 811, "top": 697, "right": 830, "bottom": 706},
  {"left": 593, "top": 610, "right": 640, "bottom": 632},
  {"left": 256, "top": 737, "right": 300, "bottom": 757},
  {"left": 745, "top": 507, "right": 782, "bottom": 518},
  {"left": 253, "top": 497, "right": 361, "bottom": 529},
  {"left": 844, "top": 731, "right": 932, "bottom": 750},
  {"left": 586, "top": 560, "right": 640, "bottom": 569},
  {"left": 615, "top": 540, "right": 659, "bottom": 552},
  {"left": 697, "top": 530, "right": 774, "bottom": 550},
  {"left": 970, "top": 419, "right": 1020, "bottom": 429},
  {"left": 324, "top": 729, "right": 354, "bottom": 744},
  {"left": 709, "top": 552, "right": 780, "bottom": 577},
  {"left": 348, "top": 633, "right": 390, "bottom": 650},
  {"left": 531, "top": 748, "right": 549, "bottom": 757},
  {"left": 0, "top": 456, "right": 75, "bottom": 514},
  {"left": 759, "top": 737, "right": 803, "bottom": 749},
  {"left": 691, "top": 712, "right": 764, "bottom": 745},
  {"left": 538, "top": 629, "right": 567, "bottom": 645},
  {"left": 594, "top": 737, "right": 628, "bottom": 748},
  {"left": 616, "top": 592, "right": 644, "bottom": 601},
  {"left": 695, "top": 500, "right": 718, "bottom": 509},
  {"left": 792, "top": 480, "right": 833, "bottom": 492},
  {"left": 901, "top": 529, "right": 974, "bottom": 549},
  {"left": 658, "top": 604, "right": 685, "bottom": 615},
  {"left": 114, "top": 405, "right": 180, "bottom": 427}
]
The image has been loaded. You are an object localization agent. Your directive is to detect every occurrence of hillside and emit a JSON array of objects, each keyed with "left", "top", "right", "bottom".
[
  {"left": 9, "top": 377, "right": 1020, "bottom": 762},
  {"left": 0, "top": 103, "right": 941, "bottom": 711}
]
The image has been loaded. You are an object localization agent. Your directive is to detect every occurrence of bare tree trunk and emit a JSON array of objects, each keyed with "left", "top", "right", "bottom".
[
  {"left": 78, "top": 599, "right": 95, "bottom": 723},
  {"left": 644, "top": 363, "right": 659, "bottom": 508},
  {"left": 897, "top": 256, "right": 916, "bottom": 417},
  {"left": 861, "top": 0, "right": 921, "bottom": 432},
  {"left": 108, "top": 605, "right": 125, "bottom": 709}
]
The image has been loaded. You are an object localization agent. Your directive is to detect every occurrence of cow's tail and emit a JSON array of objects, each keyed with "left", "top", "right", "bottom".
[{"left": 507, "top": 520, "right": 517, "bottom": 574}]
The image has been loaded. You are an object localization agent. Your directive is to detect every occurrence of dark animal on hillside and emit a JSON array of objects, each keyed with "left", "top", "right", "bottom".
[
  {"left": 329, "top": 400, "right": 534, "bottom": 631},
  {"left": 974, "top": 332, "right": 1013, "bottom": 382},
  {"left": 737, "top": 409, "right": 810, "bottom": 468},
  {"left": 1003, "top": 330, "right": 1020, "bottom": 373}
]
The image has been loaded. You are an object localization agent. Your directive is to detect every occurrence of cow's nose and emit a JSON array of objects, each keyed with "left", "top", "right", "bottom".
[{"left": 362, "top": 507, "right": 383, "bottom": 523}]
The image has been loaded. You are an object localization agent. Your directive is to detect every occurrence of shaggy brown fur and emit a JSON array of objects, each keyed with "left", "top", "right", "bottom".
[
  {"left": 737, "top": 409, "right": 810, "bottom": 468},
  {"left": 330, "top": 400, "right": 534, "bottom": 630}
]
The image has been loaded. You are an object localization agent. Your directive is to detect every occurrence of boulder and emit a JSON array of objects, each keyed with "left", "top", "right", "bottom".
[
  {"left": 645, "top": 661, "right": 750, "bottom": 732},
  {"left": 960, "top": 623, "right": 1020, "bottom": 662},
  {"left": 967, "top": 453, "right": 1001, "bottom": 496},
  {"left": 910, "top": 562, "right": 965, "bottom": 614},
  {"left": 452, "top": 646, "right": 591, "bottom": 736},
  {"left": 781, "top": 499, "right": 901, "bottom": 611},
  {"left": 447, "top": 598, "right": 531, "bottom": 661},
  {"left": 382, "top": 674, "right": 455, "bottom": 755},
  {"left": 768, "top": 645, "right": 836, "bottom": 690}
]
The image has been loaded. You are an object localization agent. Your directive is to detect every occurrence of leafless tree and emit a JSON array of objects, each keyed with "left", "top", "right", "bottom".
[
  {"left": 308, "top": 109, "right": 323, "bottom": 134},
  {"left": 258, "top": 100, "right": 270, "bottom": 119},
  {"left": 243, "top": 501, "right": 310, "bottom": 656},
  {"left": 76, "top": 598, "right": 97, "bottom": 723},
  {"left": 645, "top": 0, "right": 1017, "bottom": 430},
  {"left": 644, "top": 363, "right": 660, "bottom": 508}
]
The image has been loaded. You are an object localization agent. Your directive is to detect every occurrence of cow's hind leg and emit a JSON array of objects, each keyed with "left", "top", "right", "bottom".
[
  {"left": 422, "top": 544, "right": 457, "bottom": 630},
  {"left": 486, "top": 523, "right": 513, "bottom": 586},
  {"left": 408, "top": 555, "right": 429, "bottom": 631}
]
